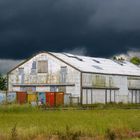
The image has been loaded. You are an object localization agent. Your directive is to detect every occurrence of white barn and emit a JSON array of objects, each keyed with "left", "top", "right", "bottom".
[{"left": 8, "top": 51, "right": 140, "bottom": 104}]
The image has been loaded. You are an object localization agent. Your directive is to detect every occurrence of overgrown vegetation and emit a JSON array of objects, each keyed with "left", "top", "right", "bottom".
[
  {"left": 130, "top": 57, "right": 140, "bottom": 65},
  {"left": 81, "top": 102, "right": 140, "bottom": 110},
  {"left": 0, "top": 104, "right": 139, "bottom": 140},
  {"left": 0, "top": 74, "right": 7, "bottom": 90}
]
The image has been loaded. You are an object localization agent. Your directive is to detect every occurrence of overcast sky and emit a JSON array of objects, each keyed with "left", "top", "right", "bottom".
[{"left": 0, "top": 0, "right": 140, "bottom": 73}]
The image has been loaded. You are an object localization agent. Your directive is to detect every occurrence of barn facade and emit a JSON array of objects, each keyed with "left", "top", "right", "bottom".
[{"left": 8, "top": 52, "right": 140, "bottom": 104}]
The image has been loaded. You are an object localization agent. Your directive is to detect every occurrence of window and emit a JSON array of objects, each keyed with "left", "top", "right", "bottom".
[
  {"left": 92, "top": 59, "right": 100, "bottom": 63},
  {"left": 113, "top": 60, "right": 125, "bottom": 66},
  {"left": 70, "top": 56, "right": 83, "bottom": 61},
  {"left": 31, "top": 61, "right": 36, "bottom": 74},
  {"left": 38, "top": 60, "right": 48, "bottom": 73},
  {"left": 18, "top": 68, "right": 24, "bottom": 75},
  {"left": 63, "top": 53, "right": 83, "bottom": 61},
  {"left": 92, "top": 65, "right": 103, "bottom": 70},
  {"left": 32, "top": 61, "right": 36, "bottom": 69},
  {"left": 60, "top": 66, "right": 67, "bottom": 83}
]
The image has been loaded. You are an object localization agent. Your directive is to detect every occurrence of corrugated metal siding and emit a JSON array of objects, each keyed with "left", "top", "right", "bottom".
[
  {"left": 8, "top": 53, "right": 80, "bottom": 98},
  {"left": 82, "top": 89, "right": 119, "bottom": 104},
  {"left": 128, "top": 90, "right": 140, "bottom": 103},
  {"left": 51, "top": 52, "right": 140, "bottom": 76},
  {"left": 8, "top": 52, "right": 140, "bottom": 105},
  {"left": 64, "top": 93, "right": 71, "bottom": 105}
]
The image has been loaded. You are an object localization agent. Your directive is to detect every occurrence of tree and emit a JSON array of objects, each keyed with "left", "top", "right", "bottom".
[
  {"left": 0, "top": 74, "right": 7, "bottom": 90},
  {"left": 130, "top": 57, "right": 140, "bottom": 65}
]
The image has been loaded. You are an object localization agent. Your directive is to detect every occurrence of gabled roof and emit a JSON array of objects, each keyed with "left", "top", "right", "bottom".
[
  {"left": 8, "top": 51, "right": 140, "bottom": 76},
  {"left": 50, "top": 52, "right": 140, "bottom": 76}
]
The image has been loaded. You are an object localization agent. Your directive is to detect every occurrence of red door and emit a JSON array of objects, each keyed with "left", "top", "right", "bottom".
[
  {"left": 16, "top": 92, "right": 27, "bottom": 104},
  {"left": 46, "top": 92, "right": 54, "bottom": 107},
  {"left": 55, "top": 92, "right": 64, "bottom": 106}
]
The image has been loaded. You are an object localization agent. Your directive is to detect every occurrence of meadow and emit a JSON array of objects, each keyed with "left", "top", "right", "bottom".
[{"left": 0, "top": 104, "right": 140, "bottom": 140}]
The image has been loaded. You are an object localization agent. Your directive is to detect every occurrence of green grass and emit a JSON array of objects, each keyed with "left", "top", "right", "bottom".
[{"left": 0, "top": 104, "right": 140, "bottom": 140}]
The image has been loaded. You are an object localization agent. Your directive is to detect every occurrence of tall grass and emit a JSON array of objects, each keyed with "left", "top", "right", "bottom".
[
  {"left": 0, "top": 104, "right": 139, "bottom": 139},
  {"left": 0, "top": 104, "right": 39, "bottom": 113}
]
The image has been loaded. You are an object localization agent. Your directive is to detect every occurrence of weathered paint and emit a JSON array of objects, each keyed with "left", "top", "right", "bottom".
[
  {"left": 82, "top": 73, "right": 140, "bottom": 104},
  {"left": 7, "top": 92, "right": 16, "bottom": 103},
  {"left": 38, "top": 92, "right": 46, "bottom": 104},
  {"left": 64, "top": 93, "right": 71, "bottom": 105},
  {"left": 46, "top": 92, "right": 55, "bottom": 107},
  {"left": 8, "top": 52, "right": 140, "bottom": 105},
  {"left": 0, "top": 92, "right": 6, "bottom": 104},
  {"left": 27, "top": 93, "right": 37, "bottom": 103},
  {"left": 8, "top": 53, "right": 80, "bottom": 99},
  {"left": 16, "top": 92, "right": 27, "bottom": 104},
  {"left": 128, "top": 90, "right": 140, "bottom": 104},
  {"left": 55, "top": 92, "right": 64, "bottom": 106}
]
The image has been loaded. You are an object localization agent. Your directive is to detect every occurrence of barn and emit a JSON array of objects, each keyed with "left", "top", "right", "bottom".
[{"left": 7, "top": 51, "right": 140, "bottom": 105}]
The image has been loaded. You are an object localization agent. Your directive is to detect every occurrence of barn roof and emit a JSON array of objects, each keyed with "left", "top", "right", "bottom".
[{"left": 50, "top": 52, "right": 140, "bottom": 76}]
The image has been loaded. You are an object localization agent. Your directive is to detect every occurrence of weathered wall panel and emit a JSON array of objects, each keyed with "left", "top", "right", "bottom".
[
  {"left": 8, "top": 53, "right": 81, "bottom": 97},
  {"left": 82, "top": 73, "right": 139, "bottom": 103}
]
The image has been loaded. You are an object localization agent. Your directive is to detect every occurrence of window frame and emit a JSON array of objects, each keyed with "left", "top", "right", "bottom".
[{"left": 37, "top": 60, "right": 48, "bottom": 73}]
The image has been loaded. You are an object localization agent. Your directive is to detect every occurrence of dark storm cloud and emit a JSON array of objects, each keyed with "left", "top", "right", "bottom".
[{"left": 0, "top": 0, "right": 140, "bottom": 59}]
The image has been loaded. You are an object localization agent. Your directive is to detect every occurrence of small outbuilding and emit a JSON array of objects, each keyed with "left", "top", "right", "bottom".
[{"left": 8, "top": 52, "right": 140, "bottom": 104}]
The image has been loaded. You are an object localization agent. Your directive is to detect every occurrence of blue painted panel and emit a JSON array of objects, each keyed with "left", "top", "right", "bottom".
[
  {"left": 7, "top": 92, "right": 16, "bottom": 103},
  {"left": 0, "top": 93, "right": 6, "bottom": 104},
  {"left": 38, "top": 92, "right": 46, "bottom": 104}
]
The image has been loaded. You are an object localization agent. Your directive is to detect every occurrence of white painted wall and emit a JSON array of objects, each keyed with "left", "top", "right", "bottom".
[
  {"left": 8, "top": 53, "right": 81, "bottom": 97},
  {"left": 8, "top": 53, "right": 140, "bottom": 104},
  {"left": 82, "top": 73, "right": 140, "bottom": 104}
]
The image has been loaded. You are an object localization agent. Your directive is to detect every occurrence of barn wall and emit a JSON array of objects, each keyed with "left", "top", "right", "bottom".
[
  {"left": 82, "top": 73, "right": 139, "bottom": 104},
  {"left": 127, "top": 76, "right": 140, "bottom": 103},
  {"left": 127, "top": 77, "right": 140, "bottom": 89},
  {"left": 8, "top": 53, "right": 81, "bottom": 97}
]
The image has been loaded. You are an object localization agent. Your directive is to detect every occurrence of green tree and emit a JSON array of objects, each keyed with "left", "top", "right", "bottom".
[
  {"left": 0, "top": 74, "right": 7, "bottom": 90},
  {"left": 130, "top": 57, "right": 140, "bottom": 65}
]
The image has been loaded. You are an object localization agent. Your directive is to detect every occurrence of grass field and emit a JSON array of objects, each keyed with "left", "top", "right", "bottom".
[{"left": 0, "top": 104, "right": 140, "bottom": 140}]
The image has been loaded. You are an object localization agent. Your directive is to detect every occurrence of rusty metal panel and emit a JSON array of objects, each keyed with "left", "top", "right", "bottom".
[
  {"left": 55, "top": 92, "right": 64, "bottom": 106},
  {"left": 16, "top": 92, "right": 27, "bottom": 104}
]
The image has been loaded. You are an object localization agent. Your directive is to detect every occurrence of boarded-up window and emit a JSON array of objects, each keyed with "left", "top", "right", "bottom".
[
  {"left": 32, "top": 61, "right": 36, "bottom": 69},
  {"left": 38, "top": 60, "right": 48, "bottom": 73},
  {"left": 31, "top": 61, "right": 36, "bottom": 74},
  {"left": 60, "top": 66, "right": 67, "bottom": 83},
  {"left": 18, "top": 68, "right": 24, "bottom": 75}
]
